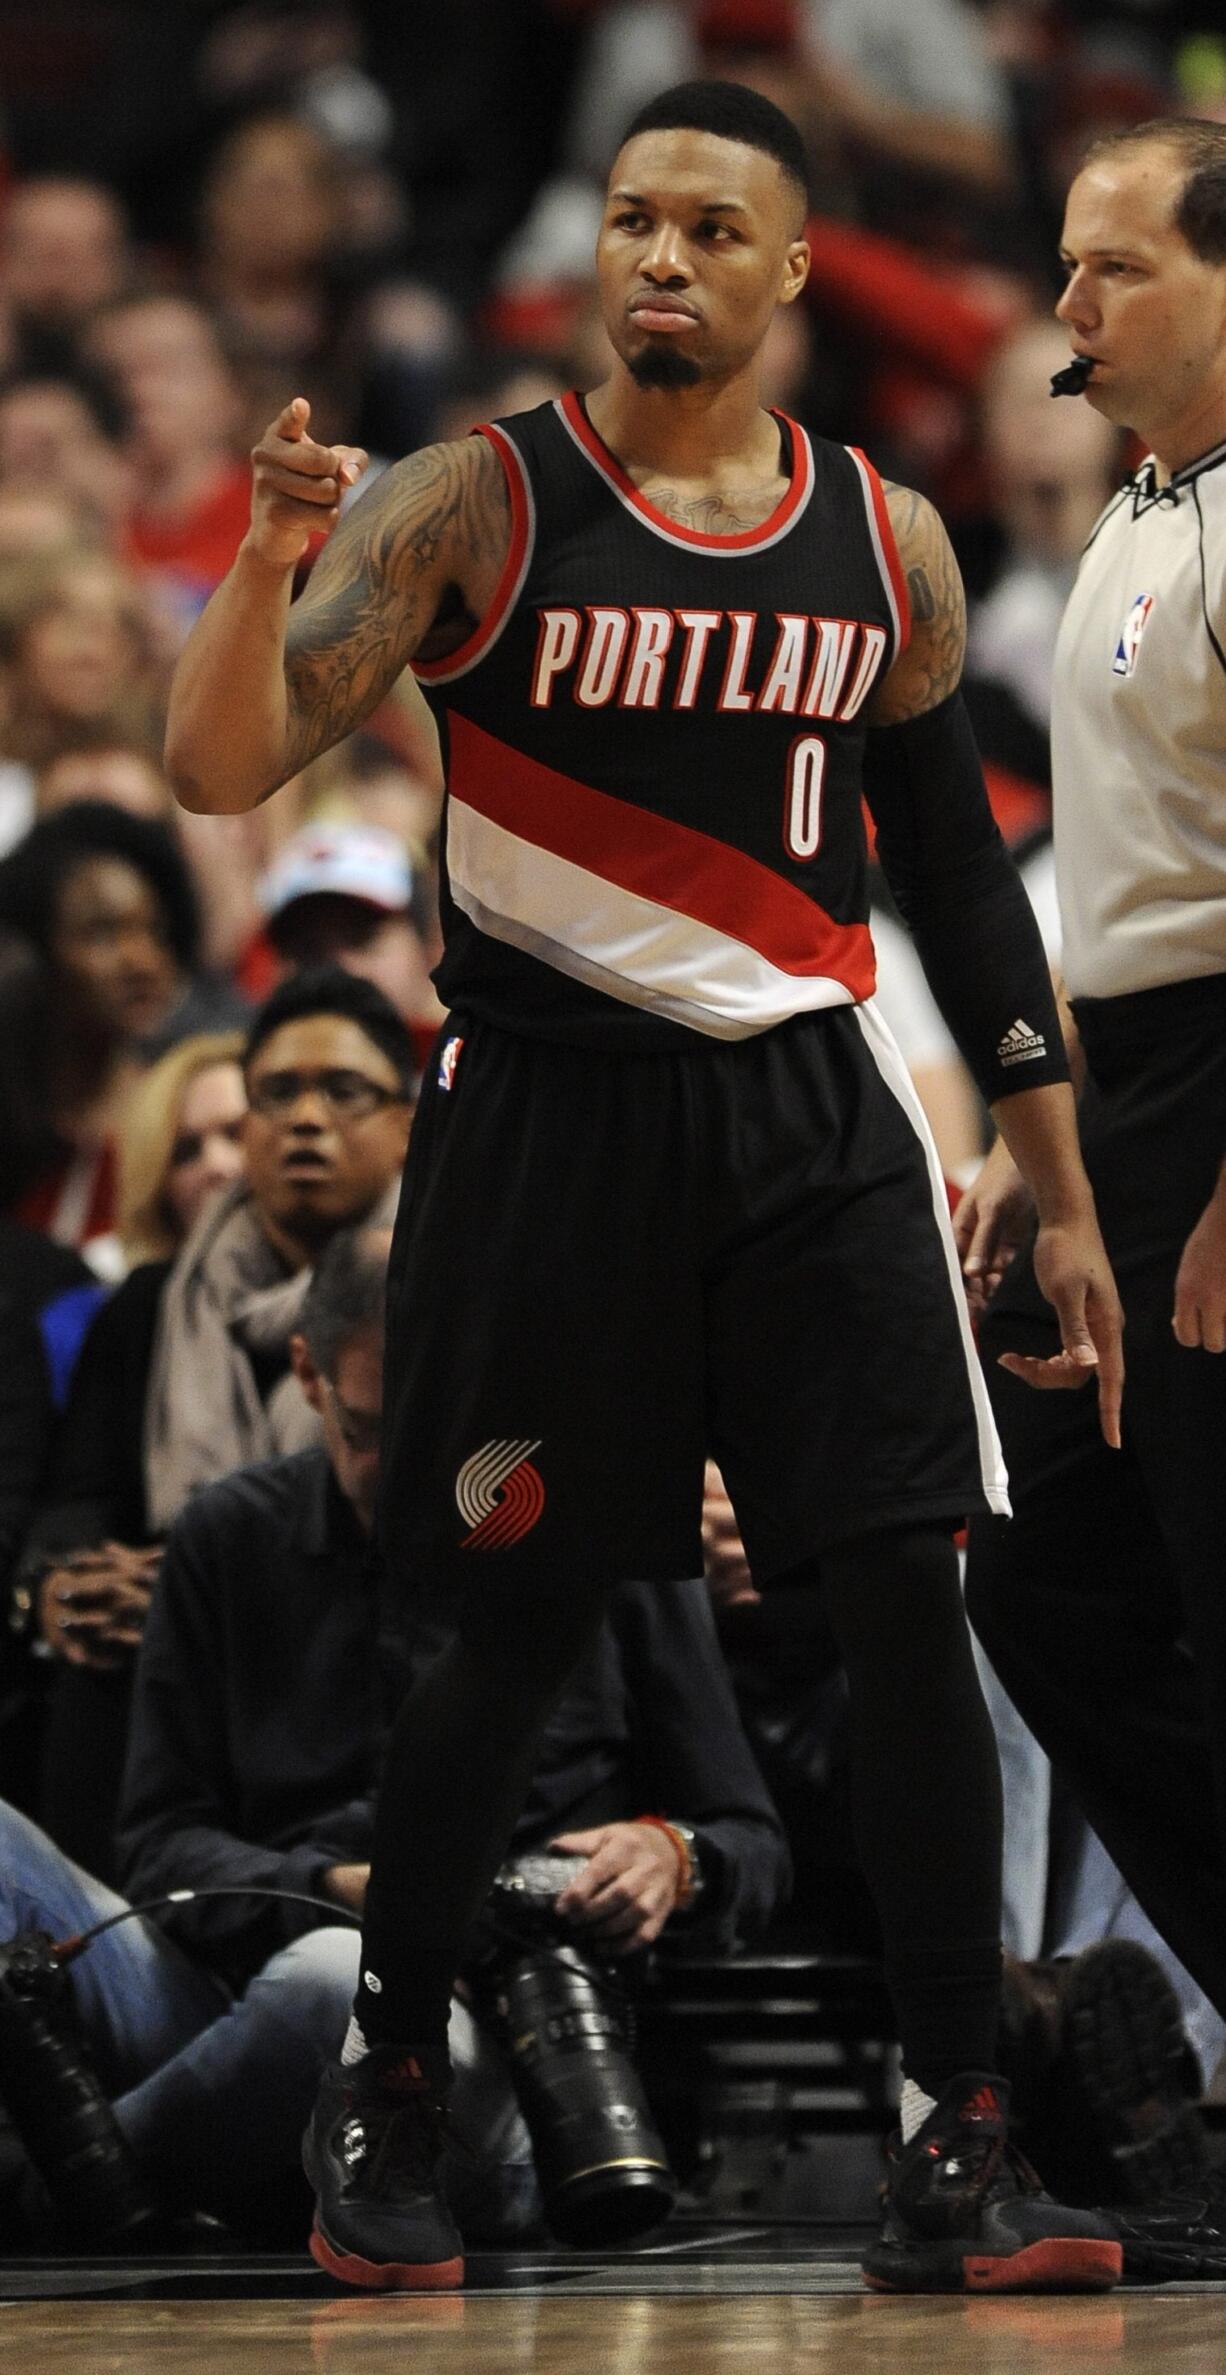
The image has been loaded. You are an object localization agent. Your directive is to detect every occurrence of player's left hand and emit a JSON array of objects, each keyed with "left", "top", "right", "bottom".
[
  {"left": 1172, "top": 1191, "right": 1226, "bottom": 1351},
  {"left": 1007, "top": 1210, "right": 1125, "bottom": 1449},
  {"left": 953, "top": 1138, "right": 1035, "bottom": 1316},
  {"left": 550, "top": 1822, "right": 682, "bottom": 1954}
]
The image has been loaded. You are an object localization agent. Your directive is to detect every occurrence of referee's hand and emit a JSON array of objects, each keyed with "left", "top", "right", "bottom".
[
  {"left": 1172, "top": 1191, "right": 1226, "bottom": 1352},
  {"left": 1005, "top": 1213, "right": 1124, "bottom": 1449}
]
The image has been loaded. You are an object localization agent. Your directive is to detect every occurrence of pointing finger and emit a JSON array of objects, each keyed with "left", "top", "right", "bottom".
[
  {"left": 1087, "top": 1296, "right": 1124, "bottom": 1449},
  {"left": 277, "top": 396, "right": 311, "bottom": 441}
]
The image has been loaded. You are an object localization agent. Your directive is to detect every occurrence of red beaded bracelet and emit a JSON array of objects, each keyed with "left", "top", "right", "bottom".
[{"left": 635, "top": 1815, "right": 698, "bottom": 1909}]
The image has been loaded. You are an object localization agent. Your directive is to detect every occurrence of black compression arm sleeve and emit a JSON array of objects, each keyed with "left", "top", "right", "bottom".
[{"left": 862, "top": 691, "right": 1069, "bottom": 1106}]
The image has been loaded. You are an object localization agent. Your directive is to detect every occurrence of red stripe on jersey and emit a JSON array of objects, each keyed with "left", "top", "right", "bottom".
[
  {"left": 447, "top": 711, "right": 875, "bottom": 992},
  {"left": 850, "top": 446, "right": 910, "bottom": 655},
  {"left": 413, "top": 425, "right": 532, "bottom": 683},
  {"left": 559, "top": 391, "right": 814, "bottom": 553}
]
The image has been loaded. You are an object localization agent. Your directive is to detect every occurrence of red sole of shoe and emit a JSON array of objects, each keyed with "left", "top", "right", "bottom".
[
  {"left": 963, "top": 2239, "right": 1123, "bottom": 2292},
  {"left": 863, "top": 2238, "right": 1123, "bottom": 2295},
  {"left": 309, "top": 2224, "right": 465, "bottom": 2292}
]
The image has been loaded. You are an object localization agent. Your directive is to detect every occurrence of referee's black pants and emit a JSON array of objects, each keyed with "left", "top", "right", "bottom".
[{"left": 966, "top": 975, "right": 1226, "bottom": 2020}]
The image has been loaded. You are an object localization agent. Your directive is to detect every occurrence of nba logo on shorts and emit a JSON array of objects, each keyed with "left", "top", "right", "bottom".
[
  {"left": 1112, "top": 592, "right": 1153, "bottom": 677},
  {"left": 438, "top": 1034, "right": 464, "bottom": 1091}
]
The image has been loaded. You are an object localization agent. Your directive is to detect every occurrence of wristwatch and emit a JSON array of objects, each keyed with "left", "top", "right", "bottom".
[
  {"left": 667, "top": 1821, "right": 706, "bottom": 1911},
  {"left": 635, "top": 1814, "right": 707, "bottom": 1910}
]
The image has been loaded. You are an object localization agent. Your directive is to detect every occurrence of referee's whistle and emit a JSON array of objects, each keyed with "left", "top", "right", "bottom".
[{"left": 1051, "top": 355, "right": 1093, "bottom": 397}]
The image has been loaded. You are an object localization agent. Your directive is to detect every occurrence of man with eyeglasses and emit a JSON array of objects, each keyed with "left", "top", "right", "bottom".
[{"left": 15, "top": 965, "right": 413, "bottom": 1880}]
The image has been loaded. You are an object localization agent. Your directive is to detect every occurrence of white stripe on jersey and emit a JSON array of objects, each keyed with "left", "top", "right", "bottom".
[
  {"left": 854, "top": 999, "right": 1011, "bottom": 1518},
  {"left": 447, "top": 794, "right": 863, "bottom": 1040}
]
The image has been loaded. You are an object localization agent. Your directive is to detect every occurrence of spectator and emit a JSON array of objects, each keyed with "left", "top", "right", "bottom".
[
  {"left": 195, "top": 109, "right": 456, "bottom": 460},
  {"left": 14, "top": 967, "right": 413, "bottom": 1878},
  {"left": 802, "top": 0, "right": 1015, "bottom": 207},
  {"left": 0, "top": 490, "right": 95, "bottom": 565},
  {"left": 0, "top": 1219, "right": 93, "bottom": 1809},
  {"left": 0, "top": 177, "right": 132, "bottom": 370},
  {"left": 300, "top": 726, "right": 443, "bottom": 873},
  {"left": 251, "top": 820, "right": 443, "bottom": 1067},
  {"left": 0, "top": 368, "right": 134, "bottom": 550},
  {"left": 0, "top": 1032, "right": 243, "bottom": 1821},
  {"left": 0, "top": 548, "right": 160, "bottom": 854},
  {"left": 36, "top": 736, "right": 174, "bottom": 825},
  {"left": 0, "top": 1226, "right": 786, "bottom": 2244},
  {"left": 964, "top": 314, "right": 1123, "bottom": 794},
  {"left": 116, "top": 1031, "right": 247, "bottom": 1268},
  {"left": 86, "top": 295, "right": 253, "bottom": 626},
  {"left": 0, "top": 802, "right": 247, "bottom": 1267},
  {"left": 34, "top": 733, "right": 274, "bottom": 989}
]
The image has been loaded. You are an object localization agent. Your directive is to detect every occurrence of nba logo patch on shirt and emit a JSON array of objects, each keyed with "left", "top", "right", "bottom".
[
  {"left": 1112, "top": 592, "right": 1154, "bottom": 676},
  {"left": 438, "top": 1034, "right": 464, "bottom": 1091}
]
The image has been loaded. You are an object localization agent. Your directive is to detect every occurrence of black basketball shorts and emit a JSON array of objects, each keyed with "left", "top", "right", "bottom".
[{"left": 379, "top": 1001, "right": 1007, "bottom": 1603}]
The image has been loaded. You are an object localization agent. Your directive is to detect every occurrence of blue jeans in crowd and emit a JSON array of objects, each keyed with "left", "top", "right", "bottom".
[
  {"left": 973, "top": 1642, "right": 1226, "bottom": 2089},
  {"left": 0, "top": 1803, "right": 540, "bottom": 2237}
]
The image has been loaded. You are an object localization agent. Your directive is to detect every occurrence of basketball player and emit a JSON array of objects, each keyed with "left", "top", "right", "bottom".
[
  {"left": 166, "top": 83, "right": 1123, "bottom": 2294},
  {"left": 958, "top": 118, "right": 1226, "bottom": 2279}
]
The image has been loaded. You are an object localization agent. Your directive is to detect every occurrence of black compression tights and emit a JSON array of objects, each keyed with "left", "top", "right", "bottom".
[
  {"left": 354, "top": 1524, "right": 1002, "bottom": 2097},
  {"left": 816, "top": 1523, "right": 1004, "bottom": 2093},
  {"left": 355, "top": 1569, "right": 615, "bottom": 2080}
]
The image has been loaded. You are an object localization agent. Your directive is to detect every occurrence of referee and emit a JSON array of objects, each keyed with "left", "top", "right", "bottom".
[{"left": 963, "top": 117, "right": 1226, "bottom": 2277}]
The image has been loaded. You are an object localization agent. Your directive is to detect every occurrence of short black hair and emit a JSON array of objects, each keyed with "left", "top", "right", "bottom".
[
  {"left": 298, "top": 1222, "right": 390, "bottom": 1375},
  {"left": 243, "top": 963, "right": 415, "bottom": 1093},
  {"left": 1082, "top": 116, "right": 1226, "bottom": 266},
  {"left": 620, "top": 79, "right": 810, "bottom": 217},
  {"left": 0, "top": 798, "right": 199, "bottom": 969}
]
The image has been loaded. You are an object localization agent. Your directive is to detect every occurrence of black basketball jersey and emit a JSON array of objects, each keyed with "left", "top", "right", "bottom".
[{"left": 414, "top": 392, "right": 909, "bottom": 1049}]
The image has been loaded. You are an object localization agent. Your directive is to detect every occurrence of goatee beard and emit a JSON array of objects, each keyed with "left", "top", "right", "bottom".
[{"left": 628, "top": 344, "right": 703, "bottom": 390}]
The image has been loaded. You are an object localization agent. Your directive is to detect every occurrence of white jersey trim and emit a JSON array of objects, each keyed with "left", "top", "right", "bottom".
[
  {"left": 845, "top": 446, "right": 905, "bottom": 659},
  {"left": 554, "top": 397, "right": 817, "bottom": 557},
  {"left": 447, "top": 795, "right": 860, "bottom": 1039},
  {"left": 854, "top": 999, "right": 1011, "bottom": 1517}
]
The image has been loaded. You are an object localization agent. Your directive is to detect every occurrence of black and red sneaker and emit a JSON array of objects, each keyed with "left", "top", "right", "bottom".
[
  {"left": 303, "top": 2049, "right": 464, "bottom": 2291},
  {"left": 861, "top": 2072, "right": 1123, "bottom": 2294}
]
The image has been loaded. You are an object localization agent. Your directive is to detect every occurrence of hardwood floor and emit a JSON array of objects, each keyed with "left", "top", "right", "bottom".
[{"left": 6, "top": 2281, "right": 1226, "bottom": 2372}]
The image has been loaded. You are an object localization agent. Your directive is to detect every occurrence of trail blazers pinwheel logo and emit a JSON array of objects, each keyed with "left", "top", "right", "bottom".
[{"left": 456, "top": 1439, "right": 545, "bottom": 1550}]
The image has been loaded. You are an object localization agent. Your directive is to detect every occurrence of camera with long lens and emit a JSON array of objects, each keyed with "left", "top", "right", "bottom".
[
  {"left": 0, "top": 1927, "right": 160, "bottom": 2247},
  {"left": 465, "top": 1850, "right": 678, "bottom": 2247}
]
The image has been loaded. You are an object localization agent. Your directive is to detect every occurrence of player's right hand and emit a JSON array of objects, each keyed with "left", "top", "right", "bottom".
[{"left": 247, "top": 397, "right": 369, "bottom": 570}]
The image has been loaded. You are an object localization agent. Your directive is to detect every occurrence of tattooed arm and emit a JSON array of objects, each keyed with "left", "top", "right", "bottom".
[
  {"left": 867, "top": 481, "right": 965, "bottom": 725},
  {"left": 165, "top": 397, "right": 509, "bottom": 814}
]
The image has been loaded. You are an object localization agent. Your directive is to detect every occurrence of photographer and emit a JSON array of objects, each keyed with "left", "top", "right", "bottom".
[{"left": 0, "top": 1226, "right": 787, "bottom": 2246}]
